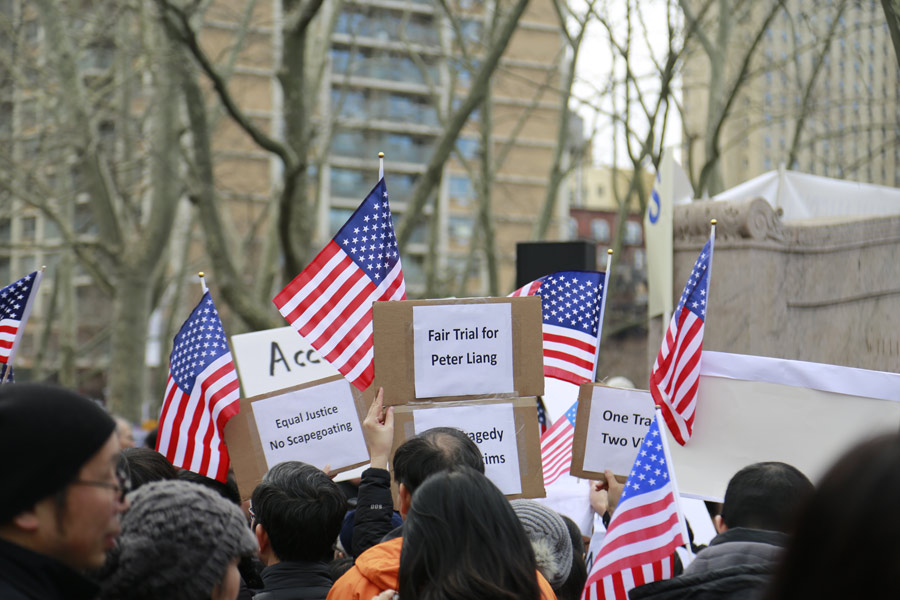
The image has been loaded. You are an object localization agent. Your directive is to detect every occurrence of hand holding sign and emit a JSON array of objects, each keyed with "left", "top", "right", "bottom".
[{"left": 364, "top": 387, "right": 394, "bottom": 470}]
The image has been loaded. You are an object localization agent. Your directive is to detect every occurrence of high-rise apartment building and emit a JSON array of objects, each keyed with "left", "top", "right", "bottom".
[
  {"left": 0, "top": 1, "right": 570, "bottom": 385},
  {"left": 682, "top": 0, "right": 899, "bottom": 191}
]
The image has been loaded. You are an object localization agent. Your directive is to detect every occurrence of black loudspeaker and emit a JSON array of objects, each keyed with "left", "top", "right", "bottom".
[{"left": 516, "top": 241, "right": 597, "bottom": 288}]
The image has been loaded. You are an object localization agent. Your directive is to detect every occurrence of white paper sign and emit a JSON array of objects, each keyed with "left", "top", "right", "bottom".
[
  {"left": 412, "top": 303, "right": 515, "bottom": 398},
  {"left": 413, "top": 403, "right": 522, "bottom": 495},
  {"left": 583, "top": 387, "right": 657, "bottom": 475},
  {"left": 231, "top": 327, "right": 339, "bottom": 397},
  {"left": 250, "top": 378, "right": 368, "bottom": 471}
]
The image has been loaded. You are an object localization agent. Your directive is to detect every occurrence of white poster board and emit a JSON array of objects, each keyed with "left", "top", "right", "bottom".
[
  {"left": 230, "top": 326, "right": 338, "bottom": 397},
  {"left": 581, "top": 386, "right": 657, "bottom": 475},
  {"left": 412, "top": 402, "right": 523, "bottom": 495},
  {"left": 669, "top": 351, "right": 900, "bottom": 501},
  {"left": 412, "top": 303, "right": 515, "bottom": 398},
  {"left": 250, "top": 378, "right": 368, "bottom": 472}
]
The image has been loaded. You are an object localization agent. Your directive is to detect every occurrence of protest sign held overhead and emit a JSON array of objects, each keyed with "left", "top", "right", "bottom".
[
  {"left": 391, "top": 397, "right": 545, "bottom": 499},
  {"left": 413, "top": 402, "right": 522, "bottom": 494},
  {"left": 570, "top": 384, "right": 656, "bottom": 481},
  {"left": 412, "top": 303, "right": 515, "bottom": 398},
  {"left": 230, "top": 326, "right": 339, "bottom": 397},
  {"left": 224, "top": 375, "right": 371, "bottom": 500},
  {"left": 373, "top": 297, "right": 544, "bottom": 405}
]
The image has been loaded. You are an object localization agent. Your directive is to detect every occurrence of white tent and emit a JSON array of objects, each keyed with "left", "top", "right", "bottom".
[{"left": 712, "top": 167, "right": 900, "bottom": 222}]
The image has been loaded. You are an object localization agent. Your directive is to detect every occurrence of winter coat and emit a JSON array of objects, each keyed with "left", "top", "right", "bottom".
[
  {"left": 350, "top": 467, "right": 396, "bottom": 558},
  {"left": 253, "top": 560, "right": 334, "bottom": 600},
  {"left": 0, "top": 537, "right": 98, "bottom": 600},
  {"left": 628, "top": 528, "right": 787, "bottom": 600},
  {"left": 326, "top": 536, "right": 558, "bottom": 600}
]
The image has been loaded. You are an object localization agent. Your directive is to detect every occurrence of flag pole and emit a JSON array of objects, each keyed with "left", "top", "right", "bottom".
[
  {"left": 198, "top": 272, "right": 208, "bottom": 295},
  {"left": 378, "top": 151, "right": 384, "bottom": 180},
  {"left": 592, "top": 249, "right": 613, "bottom": 382},
  {"left": 654, "top": 407, "right": 694, "bottom": 560},
  {"left": 707, "top": 219, "right": 717, "bottom": 305},
  {"left": 2, "top": 265, "right": 45, "bottom": 384}
]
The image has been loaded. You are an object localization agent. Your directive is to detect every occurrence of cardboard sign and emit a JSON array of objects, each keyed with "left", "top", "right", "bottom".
[
  {"left": 224, "top": 375, "right": 372, "bottom": 500},
  {"left": 390, "top": 397, "right": 545, "bottom": 499},
  {"left": 570, "top": 385, "right": 657, "bottom": 481},
  {"left": 668, "top": 352, "right": 900, "bottom": 501},
  {"left": 413, "top": 402, "right": 522, "bottom": 494},
  {"left": 373, "top": 297, "right": 544, "bottom": 405},
  {"left": 412, "top": 303, "right": 515, "bottom": 398},
  {"left": 230, "top": 326, "right": 338, "bottom": 397}
]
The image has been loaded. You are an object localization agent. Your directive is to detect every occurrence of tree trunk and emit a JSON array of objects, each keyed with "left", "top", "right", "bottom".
[{"left": 106, "top": 270, "right": 152, "bottom": 421}]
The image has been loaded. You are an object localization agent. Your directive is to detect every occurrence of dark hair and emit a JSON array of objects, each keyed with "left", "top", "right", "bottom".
[
  {"left": 250, "top": 461, "right": 347, "bottom": 562},
  {"left": 720, "top": 461, "right": 813, "bottom": 532},
  {"left": 555, "top": 516, "right": 587, "bottom": 600},
  {"left": 765, "top": 434, "right": 900, "bottom": 600},
  {"left": 392, "top": 427, "right": 484, "bottom": 495},
  {"left": 122, "top": 448, "right": 177, "bottom": 490},
  {"left": 176, "top": 468, "right": 241, "bottom": 506},
  {"left": 398, "top": 467, "right": 542, "bottom": 600}
]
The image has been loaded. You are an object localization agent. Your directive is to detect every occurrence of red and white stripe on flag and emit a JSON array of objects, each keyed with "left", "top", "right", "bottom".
[
  {"left": 157, "top": 355, "right": 241, "bottom": 482},
  {"left": 581, "top": 415, "right": 686, "bottom": 600},
  {"left": 583, "top": 557, "right": 675, "bottom": 600},
  {"left": 273, "top": 241, "right": 405, "bottom": 390},
  {"left": 649, "top": 238, "right": 712, "bottom": 446},
  {"left": 541, "top": 401, "right": 578, "bottom": 485},
  {"left": 274, "top": 178, "right": 405, "bottom": 391},
  {"left": 156, "top": 292, "right": 241, "bottom": 483},
  {"left": 508, "top": 271, "right": 605, "bottom": 386}
]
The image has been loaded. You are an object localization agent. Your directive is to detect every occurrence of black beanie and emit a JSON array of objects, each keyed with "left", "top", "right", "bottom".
[{"left": 0, "top": 383, "right": 116, "bottom": 523}]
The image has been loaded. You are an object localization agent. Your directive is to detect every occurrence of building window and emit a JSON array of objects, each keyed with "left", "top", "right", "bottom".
[
  {"left": 20, "top": 216, "right": 36, "bottom": 241},
  {"left": 624, "top": 221, "right": 643, "bottom": 245},
  {"left": 590, "top": 218, "right": 610, "bottom": 242}
]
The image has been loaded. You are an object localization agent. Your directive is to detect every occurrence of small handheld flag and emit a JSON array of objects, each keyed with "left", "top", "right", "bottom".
[
  {"left": 273, "top": 176, "right": 406, "bottom": 390},
  {"left": 510, "top": 270, "right": 606, "bottom": 385},
  {"left": 649, "top": 224, "right": 715, "bottom": 445},
  {"left": 582, "top": 412, "right": 689, "bottom": 599},
  {"left": 0, "top": 270, "right": 42, "bottom": 381},
  {"left": 156, "top": 290, "right": 241, "bottom": 482},
  {"left": 540, "top": 400, "right": 578, "bottom": 485}
]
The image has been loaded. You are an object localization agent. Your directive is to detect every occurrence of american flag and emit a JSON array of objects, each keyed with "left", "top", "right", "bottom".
[
  {"left": 582, "top": 413, "right": 687, "bottom": 600},
  {"left": 536, "top": 397, "right": 549, "bottom": 436},
  {"left": 0, "top": 271, "right": 42, "bottom": 367},
  {"left": 541, "top": 400, "right": 578, "bottom": 486},
  {"left": 156, "top": 292, "right": 241, "bottom": 483},
  {"left": 649, "top": 237, "right": 713, "bottom": 445},
  {"left": 273, "top": 178, "right": 405, "bottom": 391},
  {"left": 510, "top": 271, "right": 605, "bottom": 385}
]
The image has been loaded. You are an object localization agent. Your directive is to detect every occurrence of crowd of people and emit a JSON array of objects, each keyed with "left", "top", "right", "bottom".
[{"left": 1, "top": 382, "right": 898, "bottom": 600}]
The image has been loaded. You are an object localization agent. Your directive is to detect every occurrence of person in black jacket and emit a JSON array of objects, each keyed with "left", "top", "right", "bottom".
[
  {"left": 250, "top": 461, "right": 347, "bottom": 600},
  {"left": 629, "top": 461, "right": 813, "bottom": 600},
  {"left": 0, "top": 384, "right": 128, "bottom": 600}
]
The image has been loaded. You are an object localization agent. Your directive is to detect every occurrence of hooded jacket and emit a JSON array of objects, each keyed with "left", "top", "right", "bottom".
[
  {"left": 326, "top": 537, "right": 558, "bottom": 600},
  {"left": 628, "top": 528, "right": 787, "bottom": 600}
]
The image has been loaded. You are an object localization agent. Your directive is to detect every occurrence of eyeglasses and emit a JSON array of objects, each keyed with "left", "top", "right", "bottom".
[
  {"left": 248, "top": 503, "right": 256, "bottom": 529},
  {"left": 72, "top": 459, "right": 132, "bottom": 503}
]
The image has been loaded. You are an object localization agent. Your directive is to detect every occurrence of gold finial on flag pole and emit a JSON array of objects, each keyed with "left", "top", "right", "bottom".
[
  {"left": 378, "top": 152, "right": 385, "bottom": 180},
  {"left": 710, "top": 219, "right": 717, "bottom": 225},
  {"left": 198, "top": 272, "right": 208, "bottom": 294}
]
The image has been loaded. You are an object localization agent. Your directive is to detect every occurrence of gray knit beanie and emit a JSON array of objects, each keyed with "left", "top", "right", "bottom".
[
  {"left": 511, "top": 499, "right": 573, "bottom": 588},
  {"left": 100, "top": 480, "right": 257, "bottom": 600}
]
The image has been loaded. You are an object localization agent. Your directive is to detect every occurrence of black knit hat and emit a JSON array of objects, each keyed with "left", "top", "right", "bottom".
[{"left": 0, "top": 383, "right": 116, "bottom": 523}]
